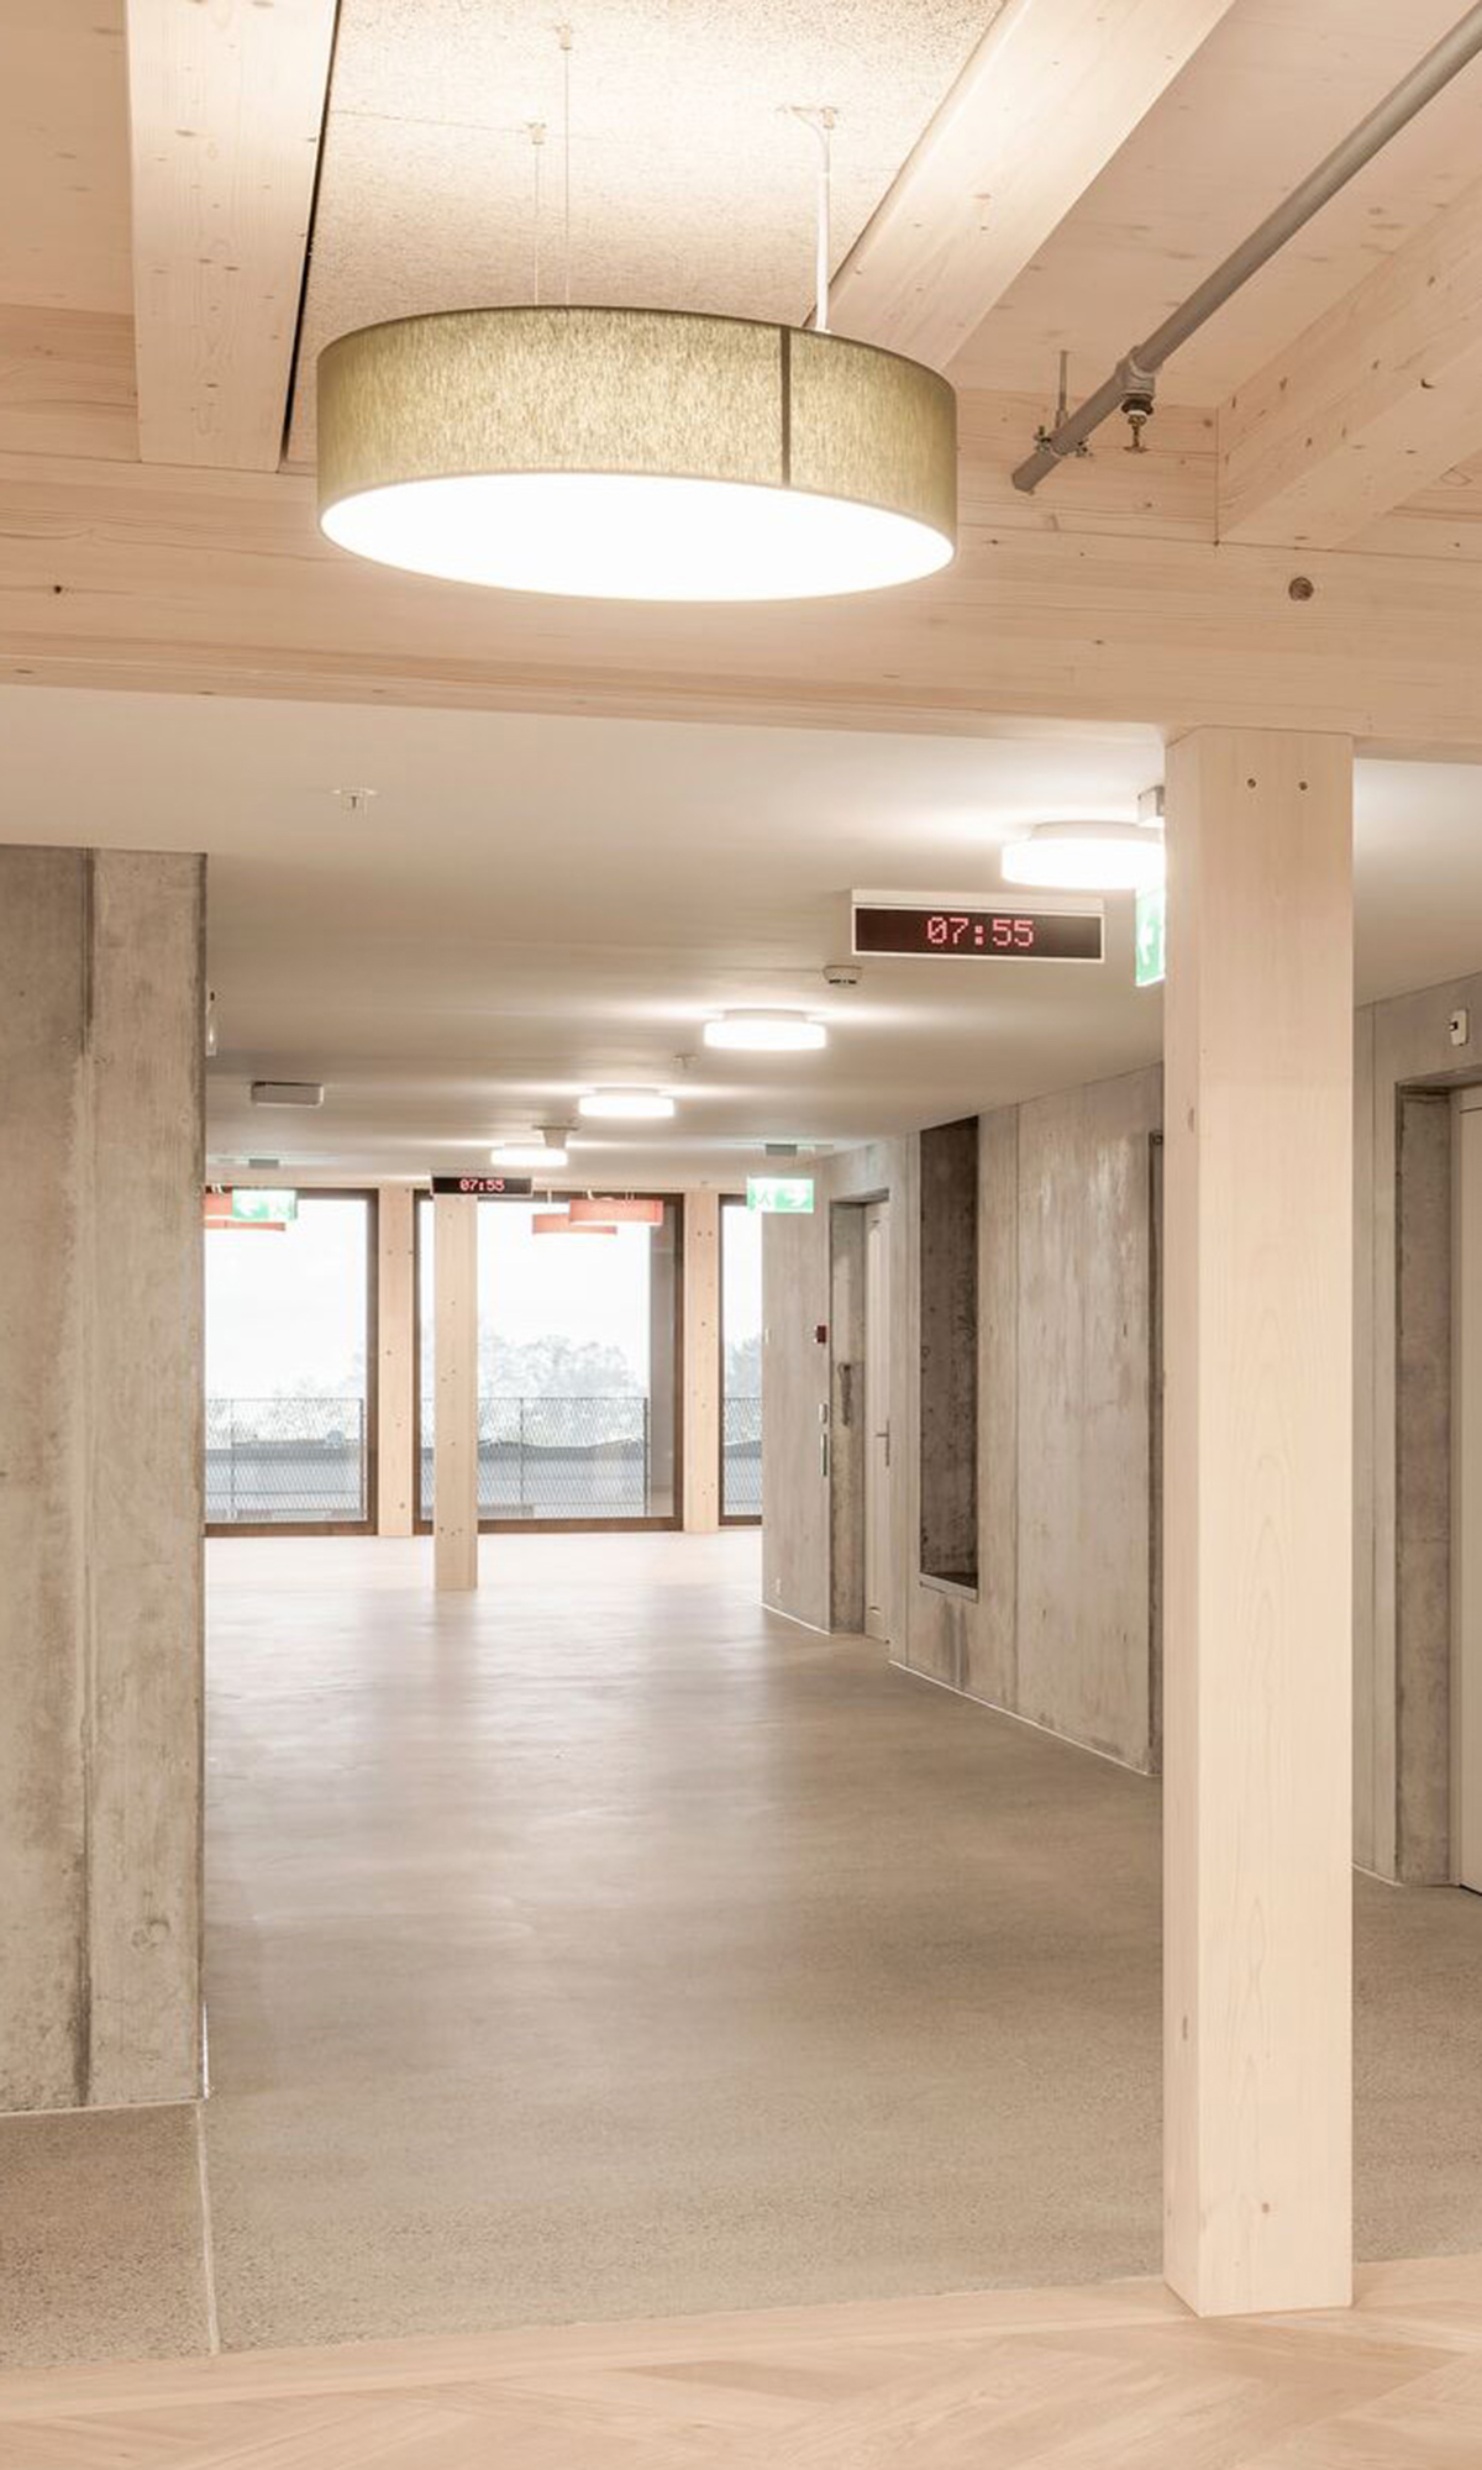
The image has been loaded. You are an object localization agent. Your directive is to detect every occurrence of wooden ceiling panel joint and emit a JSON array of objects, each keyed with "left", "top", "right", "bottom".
[{"left": 125, "top": 0, "right": 338, "bottom": 472}]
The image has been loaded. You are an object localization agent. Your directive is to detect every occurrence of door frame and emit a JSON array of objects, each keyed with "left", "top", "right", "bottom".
[
  {"left": 828, "top": 1189, "right": 891, "bottom": 1637},
  {"left": 863, "top": 1197, "right": 893, "bottom": 1644}
]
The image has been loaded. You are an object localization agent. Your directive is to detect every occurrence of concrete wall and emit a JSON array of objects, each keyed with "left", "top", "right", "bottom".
[
  {"left": 763, "top": 970, "right": 1482, "bottom": 1877},
  {"left": 764, "top": 1077, "right": 1162, "bottom": 1771},
  {"left": 0, "top": 846, "right": 205, "bottom": 2112}
]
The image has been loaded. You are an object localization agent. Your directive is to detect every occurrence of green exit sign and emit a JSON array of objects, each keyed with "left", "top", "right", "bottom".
[
  {"left": 747, "top": 1176, "right": 815, "bottom": 1215},
  {"left": 1135, "top": 883, "right": 1166, "bottom": 989},
  {"left": 232, "top": 1187, "right": 298, "bottom": 1223}
]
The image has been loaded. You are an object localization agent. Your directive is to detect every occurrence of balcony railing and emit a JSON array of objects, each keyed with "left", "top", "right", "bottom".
[
  {"left": 208, "top": 1391, "right": 759, "bottom": 1528},
  {"left": 722, "top": 1394, "right": 763, "bottom": 1516},
  {"left": 206, "top": 1396, "right": 367, "bottom": 1524},
  {"left": 419, "top": 1395, "right": 651, "bottom": 1520}
]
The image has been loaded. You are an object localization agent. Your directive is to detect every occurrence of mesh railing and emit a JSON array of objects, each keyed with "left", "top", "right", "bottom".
[
  {"left": 419, "top": 1396, "right": 650, "bottom": 1520},
  {"left": 722, "top": 1395, "right": 763, "bottom": 1517},
  {"left": 206, "top": 1396, "right": 367, "bottom": 1524}
]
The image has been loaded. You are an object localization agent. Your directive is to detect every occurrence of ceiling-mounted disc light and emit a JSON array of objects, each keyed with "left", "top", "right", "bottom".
[
  {"left": 703, "top": 1009, "right": 828, "bottom": 1052},
  {"left": 578, "top": 1088, "right": 676, "bottom": 1122},
  {"left": 491, "top": 1139, "right": 570, "bottom": 1170},
  {"left": 316, "top": 308, "right": 956, "bottom": 601},
  {"left": 1001, "top": 821, "right": 1165, "bottom": 893}
]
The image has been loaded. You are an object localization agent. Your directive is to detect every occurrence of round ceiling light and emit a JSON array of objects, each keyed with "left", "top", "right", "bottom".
[
  {"left": 317, "top": 308, "right": 957, "bottom": 602},
  {"left": 491, "top": 1140, "right": 569, "bottom": 1170},
  {"left": 1001, "top": 821, "right": 1165, "bottom": 893},
  {"left": 578, "top": 1088, "right": 677, "bottom": 1122},
  {"left": 703, "top": 1010, "right": 828, "bottom": 1053}
]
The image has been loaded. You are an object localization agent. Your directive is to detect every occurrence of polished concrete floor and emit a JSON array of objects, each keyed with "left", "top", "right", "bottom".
[{"left": 3, "top": 1529, "right": 1482, "bottom": 2368}]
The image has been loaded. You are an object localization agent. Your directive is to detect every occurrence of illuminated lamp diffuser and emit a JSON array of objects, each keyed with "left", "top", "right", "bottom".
[
  {"left": 568, "top": 1197, "right": 665, "bottom": 1226},
  {"left": 533, "top": 1211, "right": 616, "bottom": 1236}
]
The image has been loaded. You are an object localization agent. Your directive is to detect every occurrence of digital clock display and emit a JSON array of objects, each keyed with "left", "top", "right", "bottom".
[
  {"left": 430, "top": 1174, "right": 534, "bottom": 1197},
  {"left": 852, "top": 901, "right": 1103, "bottom": 963}
]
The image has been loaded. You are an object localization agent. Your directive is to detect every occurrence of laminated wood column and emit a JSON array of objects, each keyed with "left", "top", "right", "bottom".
[
  {"left": 1163, "top": 727, "right": 1354, "bottom": 2316},
  {"left": 433, "top": 1192, "right": 479, "bottom": 1589}
]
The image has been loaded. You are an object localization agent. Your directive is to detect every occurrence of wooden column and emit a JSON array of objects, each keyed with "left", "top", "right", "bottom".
[
  {"left": 683, "top": 1191, "right": 722, "bottom": 1531},
  {"left": 1163, "top": 727, "right": 1353, "bottom": 2317},
  {"left": 376, "top": 1185, "right": 416, "bottom": 1537},
  {"left": 433, "top": 1192, "right": 479, "bottom": 1589}
]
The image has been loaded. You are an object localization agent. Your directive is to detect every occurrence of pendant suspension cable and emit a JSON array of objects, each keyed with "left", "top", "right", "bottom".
[
  {"left": 786, "top": 105, "right": 838, "bottom": 333},
  {"left": 557, "top": 26, "right": 573, "bottom": 307},
  {"left": 527, "top": 120, "right": 547, "bottom": 305}
]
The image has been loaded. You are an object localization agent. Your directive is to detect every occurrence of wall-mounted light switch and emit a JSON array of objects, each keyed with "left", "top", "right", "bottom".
[{"left": 1451, "top": 1007, "right": 1471, "bottom": 1048}]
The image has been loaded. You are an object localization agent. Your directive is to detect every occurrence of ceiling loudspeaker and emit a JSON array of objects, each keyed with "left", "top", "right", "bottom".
[{"left": 250, "top": 1081, "right": 325, "bottom": 1108}]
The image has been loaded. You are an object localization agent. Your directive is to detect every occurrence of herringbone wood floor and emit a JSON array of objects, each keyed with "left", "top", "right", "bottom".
[{"left": 5, "top": 2254, "right": 1482, "bottom": 2468}]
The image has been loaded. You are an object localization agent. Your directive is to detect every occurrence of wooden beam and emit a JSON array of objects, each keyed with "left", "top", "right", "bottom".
[
  {"left": 0, "top": 307, "right": 136, "bottom": 462},
  {"left": 125, "top": 0, "right": 338, "bottom": 471},
  {"left": 1221, "top": 171, "right": 1482, "bottom": 549},
  {"left": 5, "top": 420, "right": 1482, "bottom": 753},
  {"left": 827, "top": 0, "right": 1239, "bottom": 369},
  {"left": 1163, "top": 727, "right": 1353, "bottom": 2315}
]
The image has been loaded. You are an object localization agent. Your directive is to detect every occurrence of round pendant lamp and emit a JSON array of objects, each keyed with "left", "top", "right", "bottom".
[{"left": 316, "top": 307, "right": 957, "bottom": 602}]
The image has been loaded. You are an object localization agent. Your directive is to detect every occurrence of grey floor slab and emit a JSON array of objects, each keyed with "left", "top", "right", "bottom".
[
  {"left": 0, "top": 2103, "right": 210, "bottom": 2368},
  {"left": 202, "top": 1529, "right": 1166, "bottom": 2348}
]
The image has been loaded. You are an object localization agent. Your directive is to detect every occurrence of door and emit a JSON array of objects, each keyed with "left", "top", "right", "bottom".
[
  {"left": 864, "top": 1201, "right": 893, "bottom": 1643},
  {"left": 1456, "top": 1095, "right": 1482, "bottom": 1888}
]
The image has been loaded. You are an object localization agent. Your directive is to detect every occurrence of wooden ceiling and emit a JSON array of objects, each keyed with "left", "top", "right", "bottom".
[{"left": 5, "top": 0, "right": 1482, "bottom": 752}]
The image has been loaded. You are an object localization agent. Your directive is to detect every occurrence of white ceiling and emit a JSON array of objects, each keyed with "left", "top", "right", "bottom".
[{"left": 3, "top": 688, "right": 1482, "bottom": 1186}]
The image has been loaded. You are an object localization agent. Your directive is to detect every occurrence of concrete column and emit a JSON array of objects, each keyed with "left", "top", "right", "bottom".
[
  {"left": 433, "top": 1192, "right": 479, "bottom": 1587},
  {"left": 683, "top": 1191, "right": 721, "bottom": 1531},
  {"left": 376, "top": 1184, "right": 416, "bottom": 1536},
  {"left": 0, "top": 845, "right": 204, "bottom": 2113},
  {"left": 1163, "top": 729, "right": 1353, "bottom": 2316}
]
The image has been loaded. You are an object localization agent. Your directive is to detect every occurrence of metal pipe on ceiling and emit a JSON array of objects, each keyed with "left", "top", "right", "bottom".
[{"left": 1011, "top": 0, "right": 1482, "bottom": 493}]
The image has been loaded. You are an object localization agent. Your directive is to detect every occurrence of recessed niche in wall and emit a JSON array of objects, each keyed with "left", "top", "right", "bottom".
[{"left": 919, "top": 1115, "right": 979, "bottom": 1592}]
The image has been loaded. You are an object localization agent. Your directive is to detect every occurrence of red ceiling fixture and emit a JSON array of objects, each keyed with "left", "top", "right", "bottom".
[
  {"left": 568, "top": 1196, "right": 665, "bottom": 1227},
  {"left": 532, "top": 1210, "right": 616, "bottom": 1237}
]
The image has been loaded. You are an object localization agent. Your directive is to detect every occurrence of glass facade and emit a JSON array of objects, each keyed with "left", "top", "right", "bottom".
[
  {"left": 417, "top": 1195, "right": 680, "bottom": 1526},
  {"left": 205, "top": 1194, "right": 373, "bottom": 1528}
]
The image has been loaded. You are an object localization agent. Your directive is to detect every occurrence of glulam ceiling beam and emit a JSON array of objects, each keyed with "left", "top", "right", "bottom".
[
  {"left": 125, "top": 0, "right": 338, "bottom": 471},
  {"left": 1220, "top": 169, "right": 1482, "bottom": 548},
  {"left": 6, "top": 425, "right": 1482, "bottom": 754},
  {"left": 825, "top": 0, "right": 1241, "bottom": 371}
]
